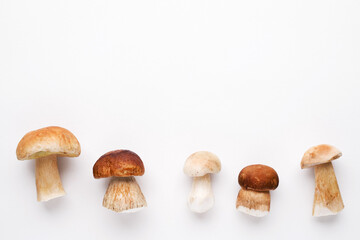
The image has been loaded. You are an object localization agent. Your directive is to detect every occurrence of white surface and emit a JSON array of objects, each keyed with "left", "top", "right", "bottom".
[{"left": 0, "top": 1, "right": 360, "bottom": 239}]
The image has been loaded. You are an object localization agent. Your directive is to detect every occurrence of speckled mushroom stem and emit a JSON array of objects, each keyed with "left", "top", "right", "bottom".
[
  {"left": 313, "top": 162, "right": 344, "bottom": 216},
  {"left": 236, "top": 188, "right": 270, "bottom": 217},
  {"left": 103, "top": 176, "right": 147, "bottom": 213},
  {"left": 188, "top": 173, "right": 214, "bottom": 213},
  {"left": 35, "top": 155, "right": 65, "bottom": 202}
]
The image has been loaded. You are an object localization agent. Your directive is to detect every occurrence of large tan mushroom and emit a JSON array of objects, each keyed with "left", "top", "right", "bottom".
[
  {"left": 236, "top": 164, "right": 279, "bottom": 217},
  {"left": 93, "top": 150, "right": 147, "bottom": 213},
  {"left": 183, "top": 151, "right": 221, "bottom": 213},
  {"left": 301, "top": 144, "right": 344, "bottom": 216},
  {"left": 16, "top": 126, "right": 81, "bottom": 201}
]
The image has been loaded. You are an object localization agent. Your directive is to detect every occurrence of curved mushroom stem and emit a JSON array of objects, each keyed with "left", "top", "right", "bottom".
[
  {"left": 103, "top": 176, "right": 147, "bottom": 213},
  {"left": 35, "top": 155, "right": 65, "bottom": 201},
  {"left": 313, "top": 162, "right": 344, "bottom": 216},
  {"left": 236, "top": 188, "right": 270, "bottom": 217},
  {"left": 188, "top": 174, "right": 214, "bottom": 213}
]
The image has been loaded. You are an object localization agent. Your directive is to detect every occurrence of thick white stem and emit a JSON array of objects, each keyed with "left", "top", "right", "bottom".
[
  {"left": 35, "top": 155, "right": 65, "bottom": 202},
  {"left": 313, "top": 162, "right": 344, "bottom": 216},
  {"left": 236, "top": 188, "right": 270, "bottom": 217},
  {"left": 103, "top": 176, "right": 147, "bottom": 213},
  {"left": 188, "top": 174, "right": 214, "bottom": 213}
]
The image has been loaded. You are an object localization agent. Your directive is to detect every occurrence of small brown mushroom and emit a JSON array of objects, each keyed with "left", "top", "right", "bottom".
[
  {"left": 301, "top": 144, "right": 344, "bottom": 216},
  {"left": 236, "top": 164, "right": 279, "bottom": 217},
  {"left": 16, "top": 126, "right": 81, "bottom": 202},
  {"left": 93, "top": 150, "right": 147, "bottom": 213}
]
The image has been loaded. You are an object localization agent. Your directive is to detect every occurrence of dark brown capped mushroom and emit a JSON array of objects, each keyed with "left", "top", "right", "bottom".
[
  {"left": 236, "top": 164, "right": 279, "bottom": 217},
  {"left": 93, "top": 150, "right": 147, "bottom": 213}
]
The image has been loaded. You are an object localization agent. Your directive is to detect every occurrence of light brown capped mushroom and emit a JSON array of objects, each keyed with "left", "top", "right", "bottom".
[
  {"left": 16, "top": 126, "right": 81, "bottom": 202},
  {"left": 184, "top": 151, "right": 221, "bottom": 213},
  {"left": 301, "top": 144, "right": 344, "bottom": 216},
  {"left": 236, "top": 164, "right": 279, "bottom": 217},
  {"left": 93, "top": 150, "right": 147, "bottom": 213}
]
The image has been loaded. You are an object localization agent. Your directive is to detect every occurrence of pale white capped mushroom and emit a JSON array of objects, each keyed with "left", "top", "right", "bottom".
[{"left": 184, "top": 151, "right": 221, "bottom": 213}]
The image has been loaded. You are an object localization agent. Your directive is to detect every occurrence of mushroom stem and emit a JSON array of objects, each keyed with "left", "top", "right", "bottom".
[
  {"left": 188, "top": 173, "right": 214, "bottom": 213},
  {"left": 35, "top": 155, "right": 65, "bottom": 201},
  {"left": 103, "top": 176, "right": 147, "bottom": 213},
  {"left": 236, "top": 188, "right": 270, "bottom": 217},
  {"left": 313, "top": 162, "right": 344, "bottom": 216}
]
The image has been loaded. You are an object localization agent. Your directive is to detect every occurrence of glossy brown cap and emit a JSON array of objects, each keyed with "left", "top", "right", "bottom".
[
  {"left": 238, "top": 164, "right": 279, "bottom": 191},
  {"left": 301, "top": 144, "right": 341, "bottom": 169},
  {"left": 93, "top": 150, "right": 145, "bottom": 179},
  {"left": 16, "top": 126, "right": 81, "bottom": 160}
]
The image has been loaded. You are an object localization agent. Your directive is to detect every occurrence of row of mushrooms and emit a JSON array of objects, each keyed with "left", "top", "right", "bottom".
[
  {"left": 184, "top": 145, "right": 344, "bottom": 217},
  {"left": 16, "top": 126, "right": 344, "bottom": 217}
]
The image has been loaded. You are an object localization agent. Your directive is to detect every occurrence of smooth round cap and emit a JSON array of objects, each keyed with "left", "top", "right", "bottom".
[
  {"left": 238, "top": 164, "right": 279, "bottom": 191},
  {"left": 183, "top": 151, "right": 221, "bottom": 177},
  {"left": 93, "top": 150, "right": 145, "bottom": 179},
  {"left": 16, "top": 126, "right": 81, "bottom": 160},
  {"left": 301, "top": 144, "right": 342, "bottom": 169}
]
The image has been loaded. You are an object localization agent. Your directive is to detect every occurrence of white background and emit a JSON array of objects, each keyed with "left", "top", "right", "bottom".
[{"left": 1, "top": 0, "right": 359, "bottom": 239}]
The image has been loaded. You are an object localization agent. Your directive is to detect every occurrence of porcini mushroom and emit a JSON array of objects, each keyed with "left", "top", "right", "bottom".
[
  {"left": 93, "top": 150, "right": 147, "bottom": 213},
  {"left": 301, "top": 144, "right": 344, "bottom": 216},
  {"left": 236, "top": 164, "right": 279, "bottom": 217},
  {"left": 183, "top": 151, "right": 221, "bottom": 213},
  {"left": 16, "top": 126, "right": 81, "bottom": 201}
]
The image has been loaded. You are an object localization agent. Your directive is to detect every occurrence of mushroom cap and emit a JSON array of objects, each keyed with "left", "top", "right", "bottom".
[
  {"left": 301, "top": 144, "right": 342, "bottom": 169},
  {"left": 183, "top": 151, "right": 221, "bottom": 177},
  {"left": 238, "top": 164, "right": 279, "bottom": 191},
  {"left": 93, "top": 150, "right": 145, "bottom": 179},
  {"left": 16, "top": 126, "right": 81, "bottom": 160}
]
